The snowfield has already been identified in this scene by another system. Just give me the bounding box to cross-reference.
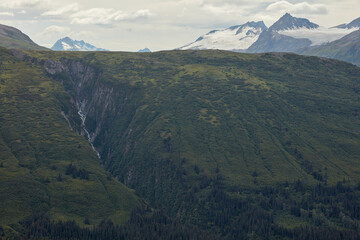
[278,27,359,46]
[180,25,264,51]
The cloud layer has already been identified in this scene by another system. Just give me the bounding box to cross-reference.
[70,8,152,25]
[0,0,358,51]
[266,1,327,15]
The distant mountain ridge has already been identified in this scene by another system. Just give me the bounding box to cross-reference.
[138,48,151,52]
[179,13,360,65]
[0,23,48,51]
[51,37,108,51]
[333,17,360,29]
[179,21,267,51]
[300,29,360,66]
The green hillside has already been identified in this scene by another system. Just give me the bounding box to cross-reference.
[0,48,139,236]
[0,24,48,51]
[21,49,360,238]
[1,48,360,239]
[33,50,360,186]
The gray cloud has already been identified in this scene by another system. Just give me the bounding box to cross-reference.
[0,0,42,8]
[70,8,152,25]
[0,0,358,51]
[42,3,79,16]
[0,12,14,16]
[266,1,328,15]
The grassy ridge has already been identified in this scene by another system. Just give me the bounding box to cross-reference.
[0,48,139,235]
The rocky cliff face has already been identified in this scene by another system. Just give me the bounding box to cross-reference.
[43,58,119,161]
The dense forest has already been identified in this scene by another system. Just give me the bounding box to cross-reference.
[1,180,358,239]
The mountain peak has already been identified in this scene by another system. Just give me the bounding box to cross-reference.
[61,36,72,41]
[51,37,108,51]
[138,48,151,52]
[270,14,319,31]
[283,13,293,18]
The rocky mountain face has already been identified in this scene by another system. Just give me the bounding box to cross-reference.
[179,21,267,51]
[0,23,48,50]
[248,14,321,53]
[269,13,319,31]
[51,37,108,51]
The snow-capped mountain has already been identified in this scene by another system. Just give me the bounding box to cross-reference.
[275,14,358,47]
[269,13,319,31]
[179,21,267,51]
[179,14,359,55]
[51,37,108,51]
[248,13,359,53]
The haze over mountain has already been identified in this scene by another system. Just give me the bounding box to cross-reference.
[51,37,108,51]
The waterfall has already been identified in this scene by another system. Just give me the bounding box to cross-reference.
[77,103,101,159]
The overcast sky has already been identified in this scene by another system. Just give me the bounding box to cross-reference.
[0,0,359,51]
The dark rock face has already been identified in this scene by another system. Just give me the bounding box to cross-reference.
[269,13,319,31]
[247,30,311,53]
[247,14,317,53]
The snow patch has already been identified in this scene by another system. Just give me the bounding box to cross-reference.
[278,27,359,46]
[181,26,264,51]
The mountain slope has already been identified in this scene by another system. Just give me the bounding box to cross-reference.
[0,47,139,235]
[51,37,108,51]
[300,30,360,66]
[333,17,360,29]
[179,21,267,51]
[28,49,360,238]
[248,13,320,53]
[3,49,360,238]
[0,24,48,51]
